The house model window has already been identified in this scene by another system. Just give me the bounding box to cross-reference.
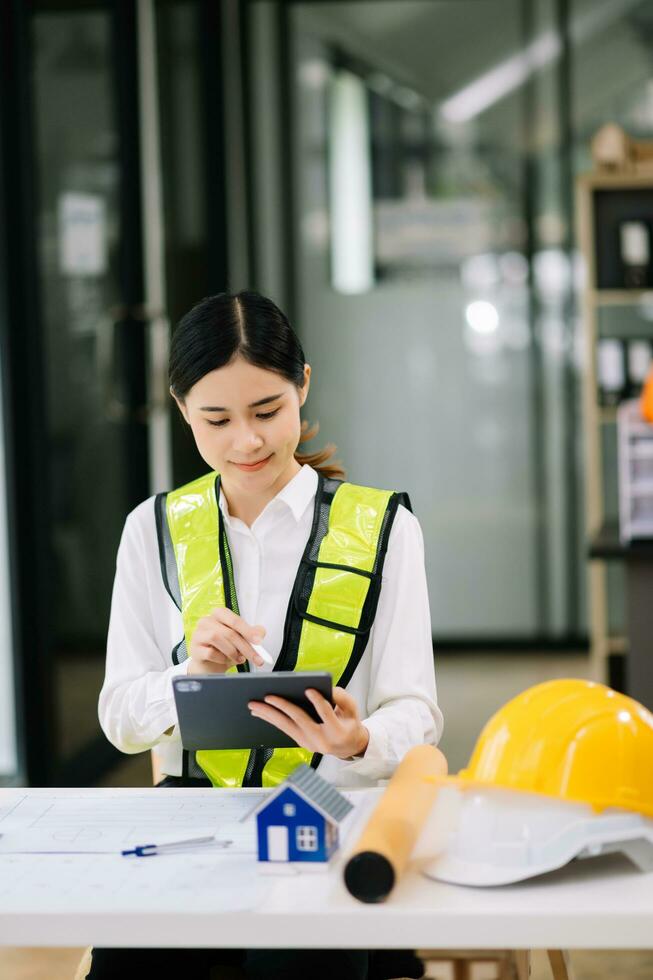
[283,803,296,817]
[296,826,318,852]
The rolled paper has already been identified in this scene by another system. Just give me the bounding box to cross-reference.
[344,744,447,903]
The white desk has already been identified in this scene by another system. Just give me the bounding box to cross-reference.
[0,788,651,950]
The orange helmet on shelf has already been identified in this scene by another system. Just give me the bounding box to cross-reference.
[640,369,653,423]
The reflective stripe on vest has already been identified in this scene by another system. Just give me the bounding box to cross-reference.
[163,471,404,788]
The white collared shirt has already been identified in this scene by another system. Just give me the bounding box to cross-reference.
[99,465,443,786]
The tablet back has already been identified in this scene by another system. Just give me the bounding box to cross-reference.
[172,671,333,750]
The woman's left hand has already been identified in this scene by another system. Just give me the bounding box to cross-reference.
[248,686,369,760]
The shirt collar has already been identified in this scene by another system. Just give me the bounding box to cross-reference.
[219,464,318,526]
[275,464,318,522]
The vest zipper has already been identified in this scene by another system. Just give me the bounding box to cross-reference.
[273,573,301,673]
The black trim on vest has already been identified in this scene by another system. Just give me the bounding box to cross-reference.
[244,747,273,787]
[218,507,236,615]
[294,609,370,636]
[216,478,234,613]
[171,638,185,666]
[215,475,249,678]
[156,492,195,784]
[155,492,181,610]
[275,474,340,675]
[300,557,374,577]
[336,491,401,691]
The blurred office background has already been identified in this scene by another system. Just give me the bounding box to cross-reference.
[0,0,651,787]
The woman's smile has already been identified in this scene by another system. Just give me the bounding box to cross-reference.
[231,453,274,472]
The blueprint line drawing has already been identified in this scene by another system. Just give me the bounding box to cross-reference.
[0,790,271,913]
[0,851,268,913]
[0,790,268,853]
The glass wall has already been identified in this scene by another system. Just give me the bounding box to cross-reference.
[250,0,582,641]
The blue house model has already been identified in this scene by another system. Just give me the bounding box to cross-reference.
[249,764,353,863]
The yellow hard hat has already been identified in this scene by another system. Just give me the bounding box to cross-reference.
[450,679,653,817]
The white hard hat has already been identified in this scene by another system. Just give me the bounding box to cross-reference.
[420,785,653,887]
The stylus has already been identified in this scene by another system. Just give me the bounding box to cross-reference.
[252,643,274,666]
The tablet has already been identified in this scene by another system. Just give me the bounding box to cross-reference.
[172,671,334,750]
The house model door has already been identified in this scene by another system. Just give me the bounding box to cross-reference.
[267,826,289,861]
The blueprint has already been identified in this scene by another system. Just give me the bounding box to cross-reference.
[0,850,268,913]
[0,789,270,914]
[0,789,266,853]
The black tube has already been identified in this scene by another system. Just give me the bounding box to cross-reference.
[344,850,396,904]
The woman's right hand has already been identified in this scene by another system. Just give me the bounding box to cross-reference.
[187,609,266,675]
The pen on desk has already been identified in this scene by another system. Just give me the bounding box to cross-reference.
[121,835,231,858]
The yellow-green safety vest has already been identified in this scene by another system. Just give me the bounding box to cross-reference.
[155,470,409,788]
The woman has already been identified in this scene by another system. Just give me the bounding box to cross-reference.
[96,290,443,980]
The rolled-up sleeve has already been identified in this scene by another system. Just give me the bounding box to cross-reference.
[98,504,188,755]
[345,505,443,782]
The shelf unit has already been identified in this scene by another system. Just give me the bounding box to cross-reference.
[576,170,653,685]
[592,289,653,307]
[617,399,653,538]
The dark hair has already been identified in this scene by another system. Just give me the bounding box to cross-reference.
[169,290,345,479]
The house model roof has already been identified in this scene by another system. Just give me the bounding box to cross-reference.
[245,764,354,825]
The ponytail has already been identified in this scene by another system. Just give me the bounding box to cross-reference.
[295,420,345,481]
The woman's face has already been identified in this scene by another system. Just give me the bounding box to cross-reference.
[175,356,311,497]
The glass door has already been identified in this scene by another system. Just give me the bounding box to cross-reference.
[15,0,159,784]
[2,0,231,785]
